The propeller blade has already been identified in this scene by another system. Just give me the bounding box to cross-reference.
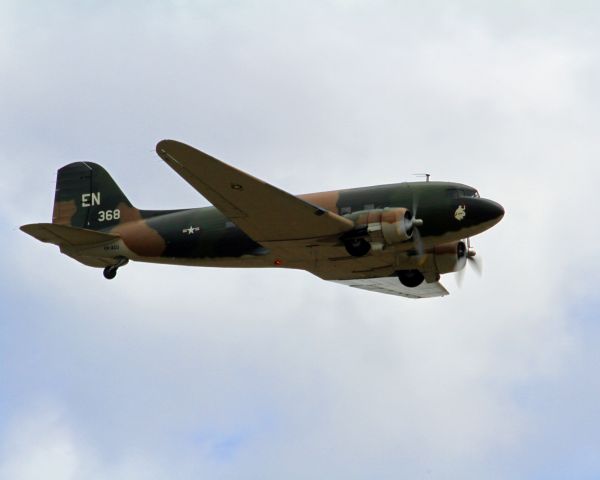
[456,264,466,287]
[468,255,482,276]
[410,194,425,258]
[411,193,420,221]
[412,225,424,257]
[457,238,481,287]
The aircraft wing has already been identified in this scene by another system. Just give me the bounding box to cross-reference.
[156,140,354,242]
[332,277,449,299]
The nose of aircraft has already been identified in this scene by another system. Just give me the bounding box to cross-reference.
[476,198,505,225]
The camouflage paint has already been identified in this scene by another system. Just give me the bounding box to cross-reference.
[26,156,504,288]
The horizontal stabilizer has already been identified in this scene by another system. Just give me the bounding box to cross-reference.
[20,223,119,248]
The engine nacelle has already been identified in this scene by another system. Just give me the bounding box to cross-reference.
[347,208,413,248]
[380,208,413,244]
[431,240,468,274]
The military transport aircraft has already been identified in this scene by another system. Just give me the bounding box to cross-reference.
[21,140,504,298]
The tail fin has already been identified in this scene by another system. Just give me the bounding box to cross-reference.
[52,162,137,230]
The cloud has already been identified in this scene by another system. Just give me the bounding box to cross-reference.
[0,401,170,480]
[2,1,600,479]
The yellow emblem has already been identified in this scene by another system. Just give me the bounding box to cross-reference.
[454,205,466,221]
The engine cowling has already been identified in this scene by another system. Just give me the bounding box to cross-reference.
[431,240,468,274]
[380,208,413,244]
[347,208,413,247]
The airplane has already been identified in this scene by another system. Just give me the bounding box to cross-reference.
[20,140,504,299]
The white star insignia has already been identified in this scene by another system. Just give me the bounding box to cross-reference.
[182,226,200,235]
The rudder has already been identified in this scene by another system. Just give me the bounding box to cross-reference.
[52,162,136,230]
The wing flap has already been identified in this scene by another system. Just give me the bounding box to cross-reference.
[156,140,354,242]
[333,277,449,299]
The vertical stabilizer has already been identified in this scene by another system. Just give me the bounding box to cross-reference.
[52,162,135,230]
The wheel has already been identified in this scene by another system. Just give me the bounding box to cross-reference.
[344,238,371,257]
[103,266,117,280]
[397,269,424,288]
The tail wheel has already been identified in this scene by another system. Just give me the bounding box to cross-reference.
[397,269,424,288]
[344,238,371,257]
[103,257,129,280]
[103,266,117,280]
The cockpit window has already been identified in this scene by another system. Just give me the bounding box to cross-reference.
[446,188,480,198]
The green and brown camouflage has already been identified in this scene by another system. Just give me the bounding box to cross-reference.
[21,140,504,298]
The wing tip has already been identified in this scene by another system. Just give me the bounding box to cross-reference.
[20,223,42,235]
[155,139,176,155]
[156,140,201,167]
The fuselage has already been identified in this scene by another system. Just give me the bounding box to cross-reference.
[97,180,503,277]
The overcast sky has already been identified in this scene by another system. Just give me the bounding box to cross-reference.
[2,1,600,479]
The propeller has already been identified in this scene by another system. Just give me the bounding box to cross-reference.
[456,237,482,286]
[409,196,425,258]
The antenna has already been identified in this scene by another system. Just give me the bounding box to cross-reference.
[413,173,431,182]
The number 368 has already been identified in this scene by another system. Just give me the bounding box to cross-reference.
[97,209,121,222]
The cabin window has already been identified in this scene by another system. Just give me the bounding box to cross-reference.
[446,188,479,198]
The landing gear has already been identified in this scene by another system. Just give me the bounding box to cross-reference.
[397,269,424,288]
[344,238,371,257]
[103,257,129,280]
[103,266,117,279]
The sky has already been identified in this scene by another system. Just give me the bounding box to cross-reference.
[1,1,600,478]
